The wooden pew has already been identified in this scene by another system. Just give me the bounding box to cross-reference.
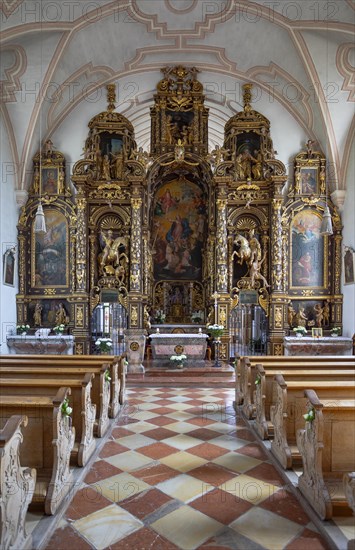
[0,360,114,436]
[254,363,355,439]
[0,354,126,413]
[0,374,96,466]
[238,356,355,417]
[235,355,355,406]
[0,387,75,515]
[271,375,355,469]
[344,472,355,549]
[0,415,36,550]
[296,390,355,520]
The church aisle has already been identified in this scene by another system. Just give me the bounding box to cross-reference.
[45,388,329,550]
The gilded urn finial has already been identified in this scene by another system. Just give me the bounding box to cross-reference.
[242,83,253,113]
[106,83,116,112]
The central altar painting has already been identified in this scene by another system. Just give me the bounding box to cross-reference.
[153,178,206,281]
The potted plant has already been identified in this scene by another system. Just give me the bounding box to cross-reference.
[170,354,187,369]
[191,310,203,323]
[16,324,30,335]
[53,323,65,335]
[207,324,224,339]
[154,310,166,324]
[330,327,341,337]
[95,336,113,354]
[293,326,307,338]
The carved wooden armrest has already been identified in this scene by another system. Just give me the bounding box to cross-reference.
[0,415,36,550]
[271,374,292,469]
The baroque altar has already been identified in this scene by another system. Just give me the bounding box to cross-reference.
[150,333,208,360]
[15,66,343,357]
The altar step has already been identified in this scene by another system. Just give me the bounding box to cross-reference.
[127,362,235,388]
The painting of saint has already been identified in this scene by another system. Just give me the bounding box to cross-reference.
[344,249,355,285]
[33,209,68,287]
[291,210,324,288]
[3,247,15,286]
[41,168,58,194]
[300,168,317,194]
[152,180,206,281]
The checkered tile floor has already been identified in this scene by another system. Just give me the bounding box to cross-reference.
[45,388,329,550]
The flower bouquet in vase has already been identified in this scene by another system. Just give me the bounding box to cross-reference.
[170,354,187,369]
[293,326,307,338]
[330,327,341,337]
[95,336,113,354]
[17,324,30,335]
[207,324,224,339]
[154,310,166,324]
[53,323,65,336]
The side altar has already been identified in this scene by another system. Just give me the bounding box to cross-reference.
[284,336,353,356]
[6,335,74,355]
[150,333,208,360]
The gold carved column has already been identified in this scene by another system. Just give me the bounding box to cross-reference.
[129,196,143,328]
[269,180,288,355]
[215,187,230,361]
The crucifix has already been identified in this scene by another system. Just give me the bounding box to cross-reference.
[211,291,220,323]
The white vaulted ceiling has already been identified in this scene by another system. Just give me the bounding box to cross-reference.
[1,0,354,191]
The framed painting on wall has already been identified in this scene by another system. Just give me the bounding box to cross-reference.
[31,209,68,287]
[3,246,15,286]
[41,167,59,195]
[299,167,318,194]
[290,209,327,290]
[343,247,355,285]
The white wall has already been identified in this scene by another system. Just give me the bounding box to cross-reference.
[341,138,355,337]
[0,127,19,353]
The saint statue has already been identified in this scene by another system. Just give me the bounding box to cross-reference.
[55,303,67,325]
[34,302,42,326]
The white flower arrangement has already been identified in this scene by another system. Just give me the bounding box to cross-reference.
[303,408,315,422]
[331,327,341,336]
[170,354,187,363]
[53,323,65,335]
[16,324,30,334]
[207,324,224,338]
[154,309,166,323]
[61,398,72,417]
[293,326,307,335]
[191,310,204,323]
[95,337,113,353]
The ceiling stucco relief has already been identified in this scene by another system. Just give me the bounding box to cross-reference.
[336,43,355,101]
[0,44,27,102]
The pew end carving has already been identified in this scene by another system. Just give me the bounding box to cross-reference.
[0,415,36,550]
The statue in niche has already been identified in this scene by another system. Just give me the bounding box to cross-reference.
[98,230,129,276]
[234,154,245,180]
[314,304,324,328]
[110,151,124,179]
[295,306,308,327]
[251,150,263,180]
[56,303,68,325]
[34,302,42,326]
[101,154,111,180]
[288,302,296,327]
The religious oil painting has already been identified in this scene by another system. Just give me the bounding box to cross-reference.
[3,246,15,287]
[343,248,355,285]
[41,167,58,194]
[152,179,206,281]
[291,209,325,289]
[32,209,68,287]
[99,132,123,157]
[300,167,318,195]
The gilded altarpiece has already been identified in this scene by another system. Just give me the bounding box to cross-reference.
[16,145,76,337]
[17,73,343,356]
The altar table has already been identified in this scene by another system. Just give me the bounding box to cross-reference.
[6,335,74,355]
[284,336,353,356]
[150,333,208,360]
